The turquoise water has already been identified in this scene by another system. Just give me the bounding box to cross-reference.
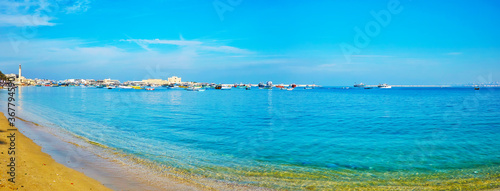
[3,87,500,189]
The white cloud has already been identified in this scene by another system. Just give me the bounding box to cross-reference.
[121,38,253,54]
[0,14,56,26]
[65,0,91,14]
[0,0,92,27]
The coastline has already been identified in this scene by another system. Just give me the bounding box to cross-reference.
[0,112,112,190]
[1,111,267,191]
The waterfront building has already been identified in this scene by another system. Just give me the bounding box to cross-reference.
[142,79,169,85]
[103,78,121,85]
[168,76,182,84]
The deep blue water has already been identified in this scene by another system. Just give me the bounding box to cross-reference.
[2,86,500,183]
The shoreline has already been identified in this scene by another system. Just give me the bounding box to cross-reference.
[3,113,206,190]
[2,112,266,191]
[0,112,112,190]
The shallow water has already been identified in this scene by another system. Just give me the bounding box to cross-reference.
[2,86,500,189]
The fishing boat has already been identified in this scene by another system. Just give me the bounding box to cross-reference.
[304,85,313,90]
[52,84,59,87]
[258,82,265,88]
[364,87,373,89]
[187,87,204,91]
[221,86,231,90]
[35,84,42,87]
[178,85,188,88]
[286,87,294,91]
[474,85,480,90]
[146,87,155,90]
[96,85,105,88]
[354,83,365,88]
[132,86,144,90]
[246,86,251,90]
[107,86,116,89]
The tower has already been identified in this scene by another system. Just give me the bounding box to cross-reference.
[19,64,22,78]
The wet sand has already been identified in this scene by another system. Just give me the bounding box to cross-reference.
[0,112,112,190]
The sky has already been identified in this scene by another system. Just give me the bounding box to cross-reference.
[0,0,499,85]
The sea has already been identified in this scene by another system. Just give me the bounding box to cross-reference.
[2,86,500,189]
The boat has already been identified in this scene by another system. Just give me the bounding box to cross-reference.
[378,84,391,89]
[52,84,59,87]
[258,82,265,88]
[132,86,144,90]
[354,83,365,88]
[178,85,188,88]
[474,85,480,90]
[96,85,105,88]
[286,87,294,91]
[35,84,42,87]
[364,87,373,89]
[276,85,285,89]
[187,87,204,91]
[118,85,133,89]
[146,88,155,90]
[246,86,251,90]
[304,85,313,90]
[107,86,116,89]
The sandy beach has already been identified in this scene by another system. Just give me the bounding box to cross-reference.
[0,112,112,190]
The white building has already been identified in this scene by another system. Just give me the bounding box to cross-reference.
[168,76,181,84]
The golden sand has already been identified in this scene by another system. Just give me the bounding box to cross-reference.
[0,112,112,190]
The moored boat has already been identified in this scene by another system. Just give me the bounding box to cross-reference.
[378,84,391,89]
[146,87,155,90]
[119,85,133,89]
[132,86,144,90]
[354,83,365,88]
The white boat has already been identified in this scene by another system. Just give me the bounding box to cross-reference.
[354,83,365,88]
[286,87,294,91]
[221,86,231,90]
[378,84,391,89]
[119,85,133,89]
[107,86,116,89]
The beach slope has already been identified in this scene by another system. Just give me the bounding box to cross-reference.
[0,112,111,190]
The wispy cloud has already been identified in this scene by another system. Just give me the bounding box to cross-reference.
[65,0,91,14]
[0,0,93,27]
[121,38,253,54]
[0,14,56,26]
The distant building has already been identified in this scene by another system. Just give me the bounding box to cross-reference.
[142,79,168,85]
[168,76,181,84]
[103,78,120,85]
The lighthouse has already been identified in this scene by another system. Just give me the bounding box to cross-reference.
[19,64,22,78]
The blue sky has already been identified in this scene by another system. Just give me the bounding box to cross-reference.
[1,0,499,85]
